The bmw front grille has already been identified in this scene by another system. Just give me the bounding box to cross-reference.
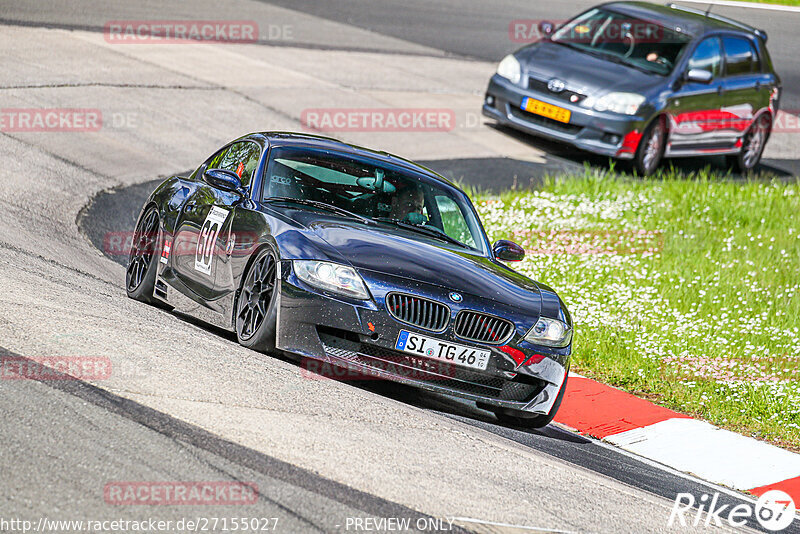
[386,293,449,332]
[454,310,514,344]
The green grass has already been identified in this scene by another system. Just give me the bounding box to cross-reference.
[471,167,800,449]
[739,0,800,5]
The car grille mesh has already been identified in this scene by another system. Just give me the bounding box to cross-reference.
[386,293,449,331]
[454,311,514,344]
[358,343,506,390]
[321,342,543,402]
[316,329,546,404]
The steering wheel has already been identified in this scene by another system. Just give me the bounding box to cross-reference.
[402,212,427,225]
[653,55,672,68]
[623,31,635,58]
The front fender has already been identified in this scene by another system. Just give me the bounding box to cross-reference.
[146,175,193,236]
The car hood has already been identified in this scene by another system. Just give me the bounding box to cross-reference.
[274,208,542,312]
[519,40,663,96]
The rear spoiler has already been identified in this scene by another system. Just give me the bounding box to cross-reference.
[666,3,768,42]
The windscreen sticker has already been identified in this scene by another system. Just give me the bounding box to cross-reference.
[236,162,244,178]
[194,206,229,275]
[271,175,292,185]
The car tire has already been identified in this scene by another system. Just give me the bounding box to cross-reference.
[727,113,771,175]
[493,373,569,429]
[235,246,279,352]
[126,206,161,303]
[632,116,666,177]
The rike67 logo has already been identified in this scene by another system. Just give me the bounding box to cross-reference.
[755,491,797,532]
[669,490,796,531]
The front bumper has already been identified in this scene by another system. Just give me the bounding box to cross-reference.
[483,74,649,159]
[275,261,570,415]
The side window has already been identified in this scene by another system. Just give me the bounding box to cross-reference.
[206,148,227,171]
[687,37,722,78]
[434,195,476,247]
[212,142,261,189]
[722,36,757,76]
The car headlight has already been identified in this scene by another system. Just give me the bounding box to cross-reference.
[524,317,572,347]
[294,260,370,300]
[497,54,522,85]
[584,92,645,115]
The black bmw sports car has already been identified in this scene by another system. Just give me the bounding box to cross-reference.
[127,132,572,427]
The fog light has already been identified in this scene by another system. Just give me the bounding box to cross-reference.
[485,94,495,107]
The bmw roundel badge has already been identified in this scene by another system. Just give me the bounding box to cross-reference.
[449,292,463,303]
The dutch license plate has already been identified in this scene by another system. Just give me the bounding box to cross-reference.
[521,97,571,123]
[395,330,490,371]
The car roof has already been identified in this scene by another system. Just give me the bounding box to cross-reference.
[600,2,759,38]
[248,131,462,191]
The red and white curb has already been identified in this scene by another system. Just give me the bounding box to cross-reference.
[553,373,800,503]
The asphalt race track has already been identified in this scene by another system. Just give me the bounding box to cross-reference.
[1,0,798,178]
[1,0,799,532]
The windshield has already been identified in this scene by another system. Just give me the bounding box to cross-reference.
[551,8,692,75]
[262,147,487,253]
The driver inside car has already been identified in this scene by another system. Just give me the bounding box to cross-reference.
[646,51,662,63]
[390,184,426,224]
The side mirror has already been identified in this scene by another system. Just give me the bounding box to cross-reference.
[538,21,555,37]
[685,68,713,84]
[203,168,243,194]
[493,239,525,262]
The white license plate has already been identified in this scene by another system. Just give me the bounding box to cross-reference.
[395,330,491,371]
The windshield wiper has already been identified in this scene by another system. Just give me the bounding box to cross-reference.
[374,217,468,249]
[265,197,375,225]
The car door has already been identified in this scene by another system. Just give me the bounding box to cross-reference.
[172,141,260,302]
[720,34,771,144]
[666,36,728,152]
[209,141,265,311]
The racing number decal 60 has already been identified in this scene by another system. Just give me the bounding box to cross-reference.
[194,206,230,275]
